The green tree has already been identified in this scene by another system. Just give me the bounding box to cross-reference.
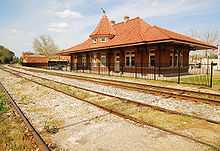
[0,45,15,64]
[33,35,59,56]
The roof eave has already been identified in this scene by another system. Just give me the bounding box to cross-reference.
[58,39,217,55]
[171,39,217,50]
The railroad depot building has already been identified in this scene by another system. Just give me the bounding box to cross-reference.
[21,52,49,68]
[59,14,216,76]
[21,52,70,69]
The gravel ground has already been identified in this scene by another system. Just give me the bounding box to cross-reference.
[0,69,214,151]
[9,66,220,123]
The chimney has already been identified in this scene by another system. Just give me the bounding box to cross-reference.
[124,16,130,22]
[111,20,116,25]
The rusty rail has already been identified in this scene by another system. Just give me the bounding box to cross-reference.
[0,81,50,151]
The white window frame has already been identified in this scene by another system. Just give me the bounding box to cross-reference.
[100,37,107,43]
[92,38,97,44]
[125,51,135,67]
[170,53,174,67]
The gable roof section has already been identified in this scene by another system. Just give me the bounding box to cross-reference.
[60,16,216,54]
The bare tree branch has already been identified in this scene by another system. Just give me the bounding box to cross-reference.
[33,35,59,56]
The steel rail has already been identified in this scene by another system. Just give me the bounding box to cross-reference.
[1,67,219,150]
[0,81,50,151]
[3,66,220,124]
[9,65,220,105]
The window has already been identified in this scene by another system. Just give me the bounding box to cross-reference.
[174,54,178,67]
[149,49,155,66]
[170,55,173,66]
[92,38,97,44]
[100,37,107,42]
[170,52,173,67]
[74,56,77,68]
[173,51,183,67]
[74,56,77,63]
[125,51,135,67]
[115,53,120,63]
[131,56,135,66]
[150,56,155,66]
[82,55,86,66]
[100,55,106,66]
[93,54,97,67]
[180,51,183,67]
[126,56,130,66]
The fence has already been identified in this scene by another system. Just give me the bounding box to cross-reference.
[48,62,215,87]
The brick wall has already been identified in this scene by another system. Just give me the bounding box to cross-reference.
[70,44,190,74]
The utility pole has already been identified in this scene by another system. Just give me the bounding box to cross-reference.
[218,44,220,70]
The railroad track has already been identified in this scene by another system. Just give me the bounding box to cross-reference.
[3,66,219,124]
[1,66,220,150]
[9,65,220,105]
[0,81,50,151]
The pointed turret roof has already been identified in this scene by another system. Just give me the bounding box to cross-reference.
[89,15,115,38]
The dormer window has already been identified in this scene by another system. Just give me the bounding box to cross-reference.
[92,38,97,44]
[100,37,107,43]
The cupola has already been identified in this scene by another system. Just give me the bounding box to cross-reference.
[90,10,115,43]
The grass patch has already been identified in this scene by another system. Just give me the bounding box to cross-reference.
[20,95,30,104]
[0,88,35,150]
[0,91,8,113]
[44,119,64,134]
[212,71,220,91]
[0,115,36,150]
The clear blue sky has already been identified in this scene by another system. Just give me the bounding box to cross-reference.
[0,0,220,57]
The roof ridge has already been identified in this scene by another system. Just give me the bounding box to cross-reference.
[112,17,140,26]
[138,19,147,41]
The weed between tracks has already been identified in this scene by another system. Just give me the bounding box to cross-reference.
[0,86,36,150]
[0,91,7,113]
[44,119,64,134]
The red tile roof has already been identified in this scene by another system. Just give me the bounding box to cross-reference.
[60,16,216,54]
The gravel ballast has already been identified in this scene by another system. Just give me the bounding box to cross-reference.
[0,69,215,151]
[9,66,220,123]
